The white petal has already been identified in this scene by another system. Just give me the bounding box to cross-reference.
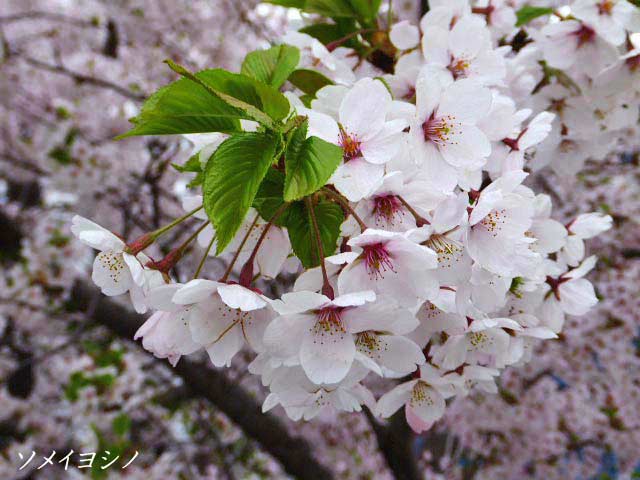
[217,284,267,311]
[374,380,416,417]
[300,324,355,384]
[439,79,492,124]
[271,291,329,315]
[71,215,125,251]
[559,278,598,316]
[330,159,385,202]
[390,20,420,50]
[339,78,391,139]
[92,251,133,296]
[172,279,221,304]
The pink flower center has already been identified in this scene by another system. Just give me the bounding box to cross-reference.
[315,306,346,333]
[422,113,458,147]
[339,126,362,162]
[363,242,396,279]
[574,24,596,48]
[448,57,470,79]
[373,195,405,226]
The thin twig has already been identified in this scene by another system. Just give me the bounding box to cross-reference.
[18,55,146,100]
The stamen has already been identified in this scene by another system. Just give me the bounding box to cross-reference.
[315,306,346,333]
[356,331,386,358]
[339,125,363,162]
[362,242,396,279]
[410,381,435,407]
[98,251,126,283]
[477,209,507,238]
[448,57,470,79]
[425,234,464,269]
[422,113,459,147]
[372,195,404,227]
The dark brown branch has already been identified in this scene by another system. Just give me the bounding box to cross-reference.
[364,407,421,480]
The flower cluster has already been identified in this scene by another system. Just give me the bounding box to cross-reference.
[70,0,634,433]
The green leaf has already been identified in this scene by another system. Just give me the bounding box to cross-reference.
[264,0,306,6]
[204,133,279,253]
[299,19,359,47]
[285,199,343,267]
[165,61,290,126]
[172,153,201,173]
[119,62,292,138]
[253,169,290,226]
[242,44,300,89]
[172,153,204,188]
[117,74,242,138]
[306,0,358,17]
[288,69,334,96]
[299,23,346,45]
[283,120,342,201]
[349,0,382,21]
[515,6,553,26]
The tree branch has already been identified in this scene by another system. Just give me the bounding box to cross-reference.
[18,56,146,101]
[364,408,421,480]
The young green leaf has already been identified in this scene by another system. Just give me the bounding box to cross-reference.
[173,153,205,188]
[349,0,383,22]
[515,6,554,26]
[253,169,290,226]
[299,19,360,48]
[165,61,290,127]
[242,44,300,89]
[299,23,346,45]
[172,153,201,173]
[204,133,279,253]
[283,120,342,201]
[117,76,242,138]
[306,0,358,17]
[288,69,334,96]
[285,199,344,268]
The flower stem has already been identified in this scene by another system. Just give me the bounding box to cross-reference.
[152,205,203,240]
[147,221,209,274]
[238,203,290,287]
[321,187,367,231]
[220,213,260,282]
[194,233,216,279]
[326,29,376,51]
[307,196,334,300]
[126,205,204,254]
[397,195,430,226]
